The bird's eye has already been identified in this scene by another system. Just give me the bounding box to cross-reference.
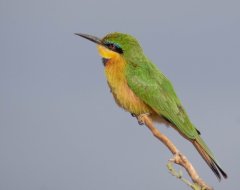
[104,42,123,54]
[108,44,115,50]
[105,43,116,51]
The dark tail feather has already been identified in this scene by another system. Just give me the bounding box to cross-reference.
[193,137,227,180]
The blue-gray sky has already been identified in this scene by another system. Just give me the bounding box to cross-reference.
[0,0,239,189]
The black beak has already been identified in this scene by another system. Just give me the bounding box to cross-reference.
[75,33,102,45]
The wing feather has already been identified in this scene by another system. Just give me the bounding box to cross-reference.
[126,59,198,139]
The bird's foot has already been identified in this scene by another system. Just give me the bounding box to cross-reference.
[131,113,150,125]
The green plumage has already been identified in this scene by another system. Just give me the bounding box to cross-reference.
[76,32,227,180]
[105,33,199,139]
[126,56,198,139]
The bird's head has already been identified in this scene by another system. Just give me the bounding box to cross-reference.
[75,32,143,64]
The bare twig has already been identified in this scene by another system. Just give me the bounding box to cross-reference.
[141,115,213,190]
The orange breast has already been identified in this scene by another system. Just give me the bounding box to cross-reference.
[103,52,152,115]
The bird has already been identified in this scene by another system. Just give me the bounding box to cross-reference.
[75,32,227,180]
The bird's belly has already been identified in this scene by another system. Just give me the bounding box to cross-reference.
[109,81,152,115]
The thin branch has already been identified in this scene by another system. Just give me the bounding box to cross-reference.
[141,115,213,190]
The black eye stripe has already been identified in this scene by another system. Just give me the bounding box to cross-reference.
[104,42,123,54]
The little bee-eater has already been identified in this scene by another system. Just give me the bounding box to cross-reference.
[75,32,227,180]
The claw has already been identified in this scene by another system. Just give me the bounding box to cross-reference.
[137,119,145,125]
[135,113,150,126]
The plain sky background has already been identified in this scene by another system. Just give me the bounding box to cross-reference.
[1,0,239,189]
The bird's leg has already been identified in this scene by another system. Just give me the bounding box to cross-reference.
[131,113,150,125]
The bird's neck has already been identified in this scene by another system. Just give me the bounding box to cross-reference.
[97,44,127,87]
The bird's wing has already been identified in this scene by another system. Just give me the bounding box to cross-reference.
[126,60,198,139]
